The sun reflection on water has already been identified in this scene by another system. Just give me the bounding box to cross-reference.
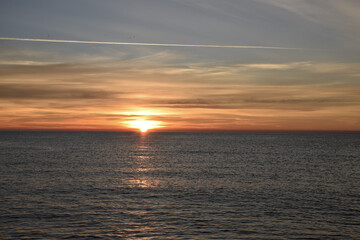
[127,178,161,188]
[123,133,161,189]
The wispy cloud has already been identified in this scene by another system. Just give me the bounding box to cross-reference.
[255,0,360,31]
[0,83,119,100]
[0,37,298,50]
[0,47,358,131]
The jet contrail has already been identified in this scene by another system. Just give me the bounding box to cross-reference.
[0,37,297,50]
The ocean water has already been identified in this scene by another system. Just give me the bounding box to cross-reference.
[0,131,359,239]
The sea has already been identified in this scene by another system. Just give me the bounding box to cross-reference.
[0,131,359,239]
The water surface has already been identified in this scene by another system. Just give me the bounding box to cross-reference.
[0,131,359,239]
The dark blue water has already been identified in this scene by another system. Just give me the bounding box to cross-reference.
[0,131,359,239]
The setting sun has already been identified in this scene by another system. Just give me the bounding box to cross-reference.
[127,120,160,133]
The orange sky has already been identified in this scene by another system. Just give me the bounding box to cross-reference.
[1,57,359,132]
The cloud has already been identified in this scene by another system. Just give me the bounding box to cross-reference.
[151,97,358,111]
[255,0,360,33]
[0,37,297,50]
[0,84,119,100]
[0,46,359,131]
[239,62,360,74]
[156,81,360,109]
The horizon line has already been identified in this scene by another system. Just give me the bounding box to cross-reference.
[0,37,299,50]
[1,129,358,133]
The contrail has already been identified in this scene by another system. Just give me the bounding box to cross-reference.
[0,37,297,50]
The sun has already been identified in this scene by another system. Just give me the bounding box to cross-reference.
[127,120,159,133]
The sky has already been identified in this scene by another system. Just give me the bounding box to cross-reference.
[0,0,359,132]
